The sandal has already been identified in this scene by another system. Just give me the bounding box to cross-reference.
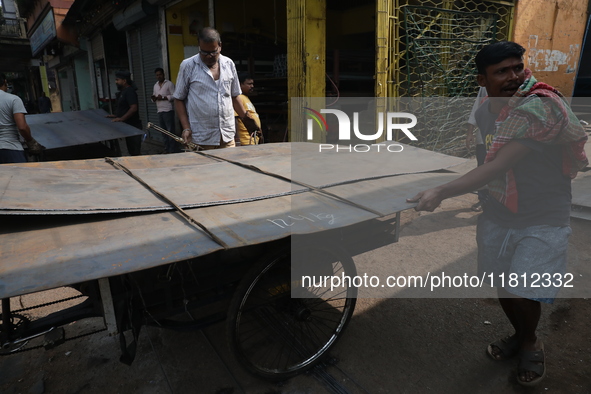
[517,343,546,387]
[486,335,520,361]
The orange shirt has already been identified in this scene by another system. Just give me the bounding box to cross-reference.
[234,94,261,145]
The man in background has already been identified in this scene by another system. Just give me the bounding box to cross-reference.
[108,70,142,156]
[0,73,44,163]
[38,91,52,113]
[235,72,261,146]
[151,68,179,153]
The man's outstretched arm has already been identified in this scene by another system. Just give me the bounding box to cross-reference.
[407,141,531,211]
[175,99,193,144]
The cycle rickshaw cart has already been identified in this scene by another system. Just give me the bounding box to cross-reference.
[0,142,464,380]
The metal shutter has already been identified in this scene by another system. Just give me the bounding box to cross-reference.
[128,18,162,141]
[128,29,145,127]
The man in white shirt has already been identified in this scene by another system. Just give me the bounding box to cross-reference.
[151,68,179,153]
[174,27,253,150]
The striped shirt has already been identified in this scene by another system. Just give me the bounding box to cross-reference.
[173,54,241,145]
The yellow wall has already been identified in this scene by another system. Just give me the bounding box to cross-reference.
[166,0,209,85]
[39,65,50,96]
[513,0,588,95]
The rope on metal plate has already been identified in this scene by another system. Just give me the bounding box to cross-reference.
[194,151,385,217]
[105,157,229,249]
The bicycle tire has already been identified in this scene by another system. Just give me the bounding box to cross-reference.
[226,243,357,380]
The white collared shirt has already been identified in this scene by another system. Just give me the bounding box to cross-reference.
[152,79,175,113]
[173,54,241,145]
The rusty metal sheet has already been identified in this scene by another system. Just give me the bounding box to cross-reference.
[571,134,590,212]
[571,206,591,221]
[0,160,306,213]
[207,142,467,187]
[0,193,374,299]
[0,142,468,299]
[8,151,217,170]
[0,169,458,298]
[0,143,466,214]
[572,170,591,209]
[0,211,224,298]
[323,172,461,215]
[26,109,144,150]
[0,169,459,299]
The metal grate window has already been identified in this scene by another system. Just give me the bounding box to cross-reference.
[376,0,516,155]
[389,0,515,98]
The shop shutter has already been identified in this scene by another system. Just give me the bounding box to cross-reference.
[128,18,162,141]
[140,19,162,141]
[128,29,145,128]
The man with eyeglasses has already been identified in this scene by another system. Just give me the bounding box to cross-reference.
[174,27,253,150]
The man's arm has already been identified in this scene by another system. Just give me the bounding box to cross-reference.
[165,81,175,101]
[151,83,157,102]
[407,140,531,211]
[175,99,192,144]
[234,96,260,134]
[15,112,44,154]
[232,96,247,118]
[14,113,32,141]
[173,61,192,143]
[112,104,138,122]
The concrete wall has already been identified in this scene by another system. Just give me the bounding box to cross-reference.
[513,0,589,95]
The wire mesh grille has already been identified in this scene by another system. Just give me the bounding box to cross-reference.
[386,0,515,155]
[403,6,497,97]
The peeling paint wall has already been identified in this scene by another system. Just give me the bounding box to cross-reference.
[513,0,588,95]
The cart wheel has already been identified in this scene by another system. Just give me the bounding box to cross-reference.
[226,244,357,380]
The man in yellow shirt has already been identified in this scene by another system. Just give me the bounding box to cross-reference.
[234,73,261,145]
